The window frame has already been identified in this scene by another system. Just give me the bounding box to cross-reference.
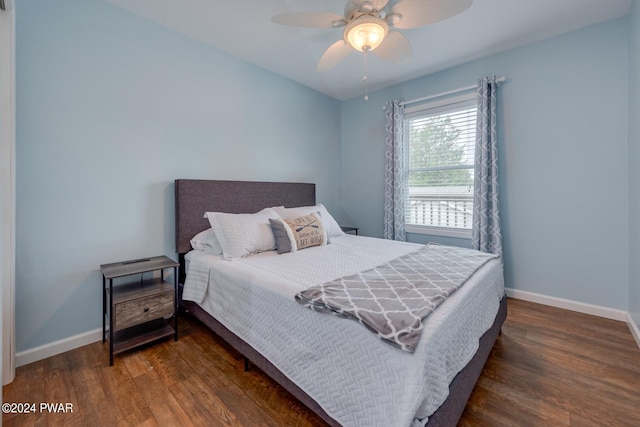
[403,92,477,239]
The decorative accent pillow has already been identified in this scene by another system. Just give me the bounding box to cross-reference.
[269,212,328,254]
[204,208,281,260]
[273,203,344,238]
[190,228,223,255]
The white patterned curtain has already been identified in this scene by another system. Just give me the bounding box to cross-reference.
[472,76,502,257]
[383,101,406,241]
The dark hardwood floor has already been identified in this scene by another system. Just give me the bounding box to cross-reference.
[4,298,640,426]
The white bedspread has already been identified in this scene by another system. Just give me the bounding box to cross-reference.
[182,235,504,427]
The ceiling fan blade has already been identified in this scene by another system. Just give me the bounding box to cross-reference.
[272,12,346,29]
[372,31,412,63]
[317,40,354,72]
[391,0,473,29]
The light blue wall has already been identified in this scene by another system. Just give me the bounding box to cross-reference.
[342,18,630,310]
[15,0,342,352]
[629,0,640,328]
[14,0,636,356]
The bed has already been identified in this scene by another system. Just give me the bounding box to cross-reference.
[175,179,507,427]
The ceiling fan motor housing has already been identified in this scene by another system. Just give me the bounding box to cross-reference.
[345,0,387,19]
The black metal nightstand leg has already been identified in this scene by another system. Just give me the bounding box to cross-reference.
[102,275,106,343]
[174,265,178,341]
[109,278,114,366]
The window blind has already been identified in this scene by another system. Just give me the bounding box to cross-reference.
[404,94,477,233]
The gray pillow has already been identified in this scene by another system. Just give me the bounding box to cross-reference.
[269,218,293,254]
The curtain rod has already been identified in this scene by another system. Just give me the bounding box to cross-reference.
[399,76,507,107]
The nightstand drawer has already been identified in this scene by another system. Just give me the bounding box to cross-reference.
[114,290,174,331]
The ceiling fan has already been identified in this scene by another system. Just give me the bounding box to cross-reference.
[272,0,473,72]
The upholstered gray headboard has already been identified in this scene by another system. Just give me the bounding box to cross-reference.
[174,179,316,255]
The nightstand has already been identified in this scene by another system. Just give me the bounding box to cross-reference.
[340,226,359,235]
[101,255,179,365]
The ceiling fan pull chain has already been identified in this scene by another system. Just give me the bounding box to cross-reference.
[363,47,369,101]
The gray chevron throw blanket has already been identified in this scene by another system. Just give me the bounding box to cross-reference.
[295,244,498,353]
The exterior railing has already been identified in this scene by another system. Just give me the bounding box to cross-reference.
[406,193,473,229]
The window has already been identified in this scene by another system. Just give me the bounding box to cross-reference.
[404,93,477,238]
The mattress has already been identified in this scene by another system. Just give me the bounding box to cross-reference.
[182,235,504,427]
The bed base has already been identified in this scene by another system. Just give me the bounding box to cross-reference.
[181,294,507,427]
[428,296,506,426]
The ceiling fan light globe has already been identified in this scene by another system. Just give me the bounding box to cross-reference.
[344,16,388,52]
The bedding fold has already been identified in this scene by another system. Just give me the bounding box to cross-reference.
[182,252,216,303]
[295,245,498,352]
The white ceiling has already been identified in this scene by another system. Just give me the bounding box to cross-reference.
[104,0,632,101]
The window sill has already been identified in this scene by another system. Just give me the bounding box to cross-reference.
[405,225,472,239]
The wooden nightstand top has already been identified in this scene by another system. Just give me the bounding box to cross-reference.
[100,255,178,279]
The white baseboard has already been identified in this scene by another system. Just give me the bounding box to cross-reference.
[627,313,640,349]
[13,291,640,367]
[504,288,628,321]
[15,328,102,368]
[505,288,640,351]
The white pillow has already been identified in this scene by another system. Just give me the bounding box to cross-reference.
[204,208,281,260]
[273,203,344,237]
[190,228,223,255]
